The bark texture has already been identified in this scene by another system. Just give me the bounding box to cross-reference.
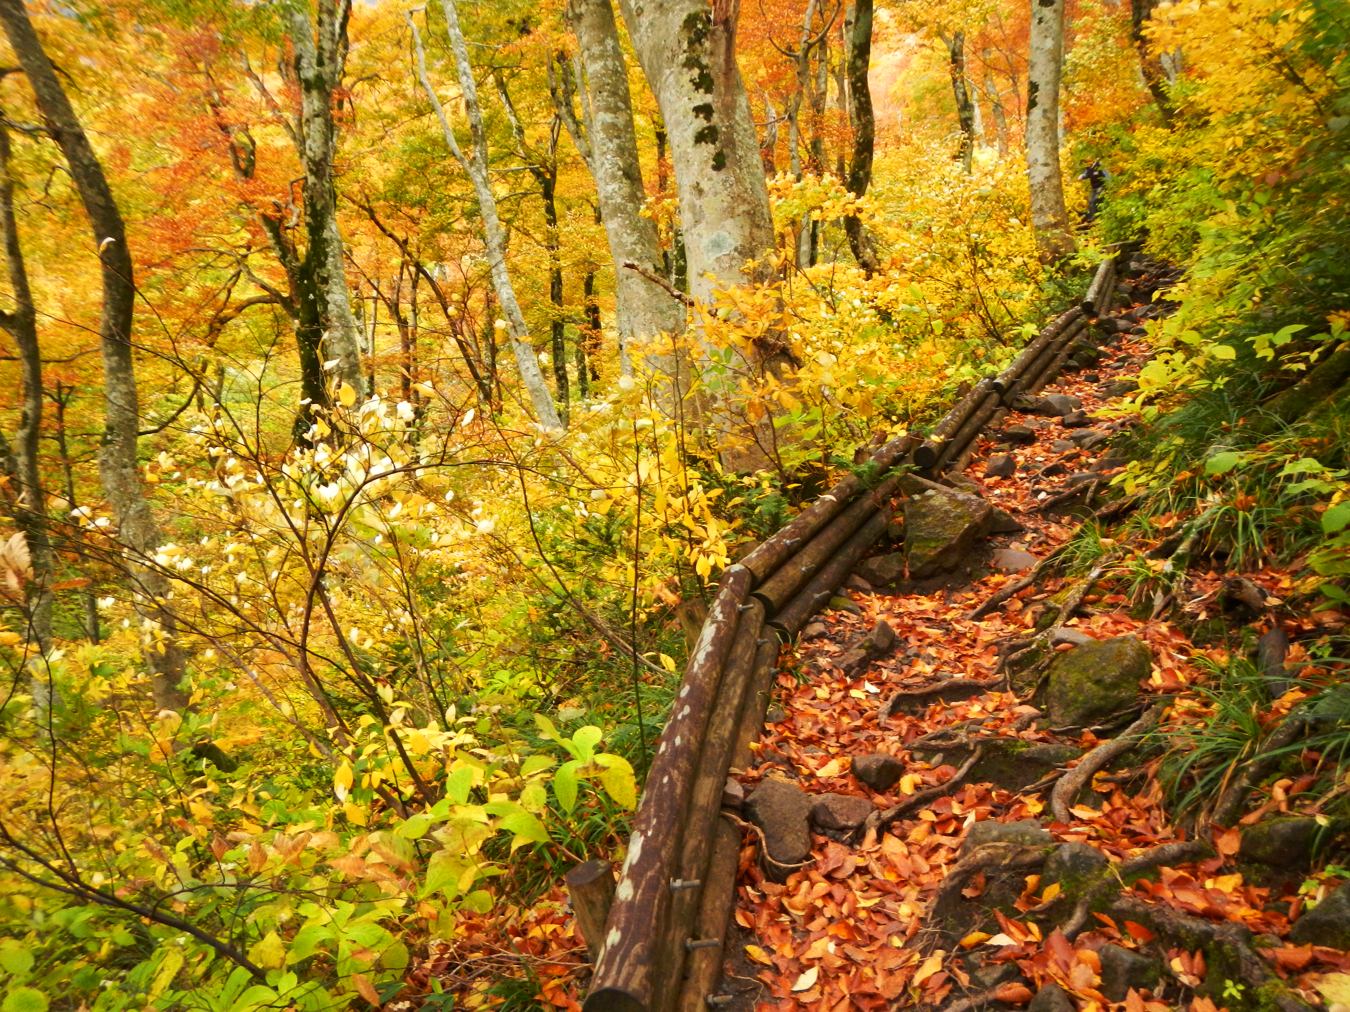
[1130,0,1174,124]
[946,31,976,173]
[616,0,776,307]
[287,0,365,399]
[564,0,684,374]
[1026,0,1074,259]
[409,3,564,430]
[0,0,188,709]
[0,117,52,650]
[843,0,879,275]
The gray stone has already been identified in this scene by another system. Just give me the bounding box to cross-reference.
[992,548,1038,573]
[827,595,862,615]
[852,753,905,792]
[988,508,1025,534]
[837,619,899,674]
[1060,409,1093,428]
[810,793,874,831]
[963,818,1052,854]
[1099,943,1160,1001]
[1043,842,1109,888]
[845,573,874,593]
[971,740,1081,791]
[969,963,1021,990]
[1050,627,1094,647]
[904,487,993,578]
[1241,817,1331,867]
[1071,428,1111,451]
[1045,635,1152,728]
[1001,424,1038,445]
[985,453,1017,478]
[801,621,828,640]
[948,473,982,495]
[856,552,906,588]
[1029,983,1075,1012]
[1019,393,1081,417]
[1102,378,1138,397]
[744,777,813,880]
[1291,884,1350,948]
[1050,439,1076,454]
[764,706,787,724]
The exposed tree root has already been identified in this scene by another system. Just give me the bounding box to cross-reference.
[1039,476,1102,512]
[1209,715,1307,828]
[1108,897,1317,1012]
[881,679,1000,719]
[967,552,1064,621]
[999,556,1116,679]
[857,746,985,841]
[1051,702,1166,822]
[1059,839,1215,939]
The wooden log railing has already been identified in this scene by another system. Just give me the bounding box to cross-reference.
[577,257,1122,1012]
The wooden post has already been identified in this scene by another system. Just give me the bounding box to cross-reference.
[566,860,618,962]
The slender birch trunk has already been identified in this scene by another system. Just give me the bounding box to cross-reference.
[287,0,364,399]
[946,30,976,173]
[1026,0,1074,259]
[0,0,188,710]
[408,4,563,430]
[843,0,879,275]
[562,0,685,377]
[0,118,53,653]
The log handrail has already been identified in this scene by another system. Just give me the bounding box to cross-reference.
[579,257,1123,1012]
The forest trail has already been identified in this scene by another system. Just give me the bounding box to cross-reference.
[715,268,1341,1010]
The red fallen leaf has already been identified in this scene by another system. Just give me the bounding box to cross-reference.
[994,983,1034,1004]
[1268,944,1314,971]
[962,870,988,899]
[1213,826,1240,856]
[1124,921,1157,944]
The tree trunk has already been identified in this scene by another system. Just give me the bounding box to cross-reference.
[564,0,684,376]
[1130,0,1174,124]
[408,4,563,430]
[982,52,1009,157]
[50,386,99,644]
[0,118,53,652]
[0,0,188,710]
[947,31,976,173]
[843,0,879,275]
[616,0,776,310]
[1026,0,1074,259]
[287,0,364,400]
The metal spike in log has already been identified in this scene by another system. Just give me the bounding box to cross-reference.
[752,475,900,611]
[585,566,753,1012]
[657,601,766,1009]
[768,510,891,638]
[738,434,914,584]
[678,641,785,1009]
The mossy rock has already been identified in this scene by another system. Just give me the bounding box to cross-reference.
[904,487,992,578]
[1045,635,1151,728]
